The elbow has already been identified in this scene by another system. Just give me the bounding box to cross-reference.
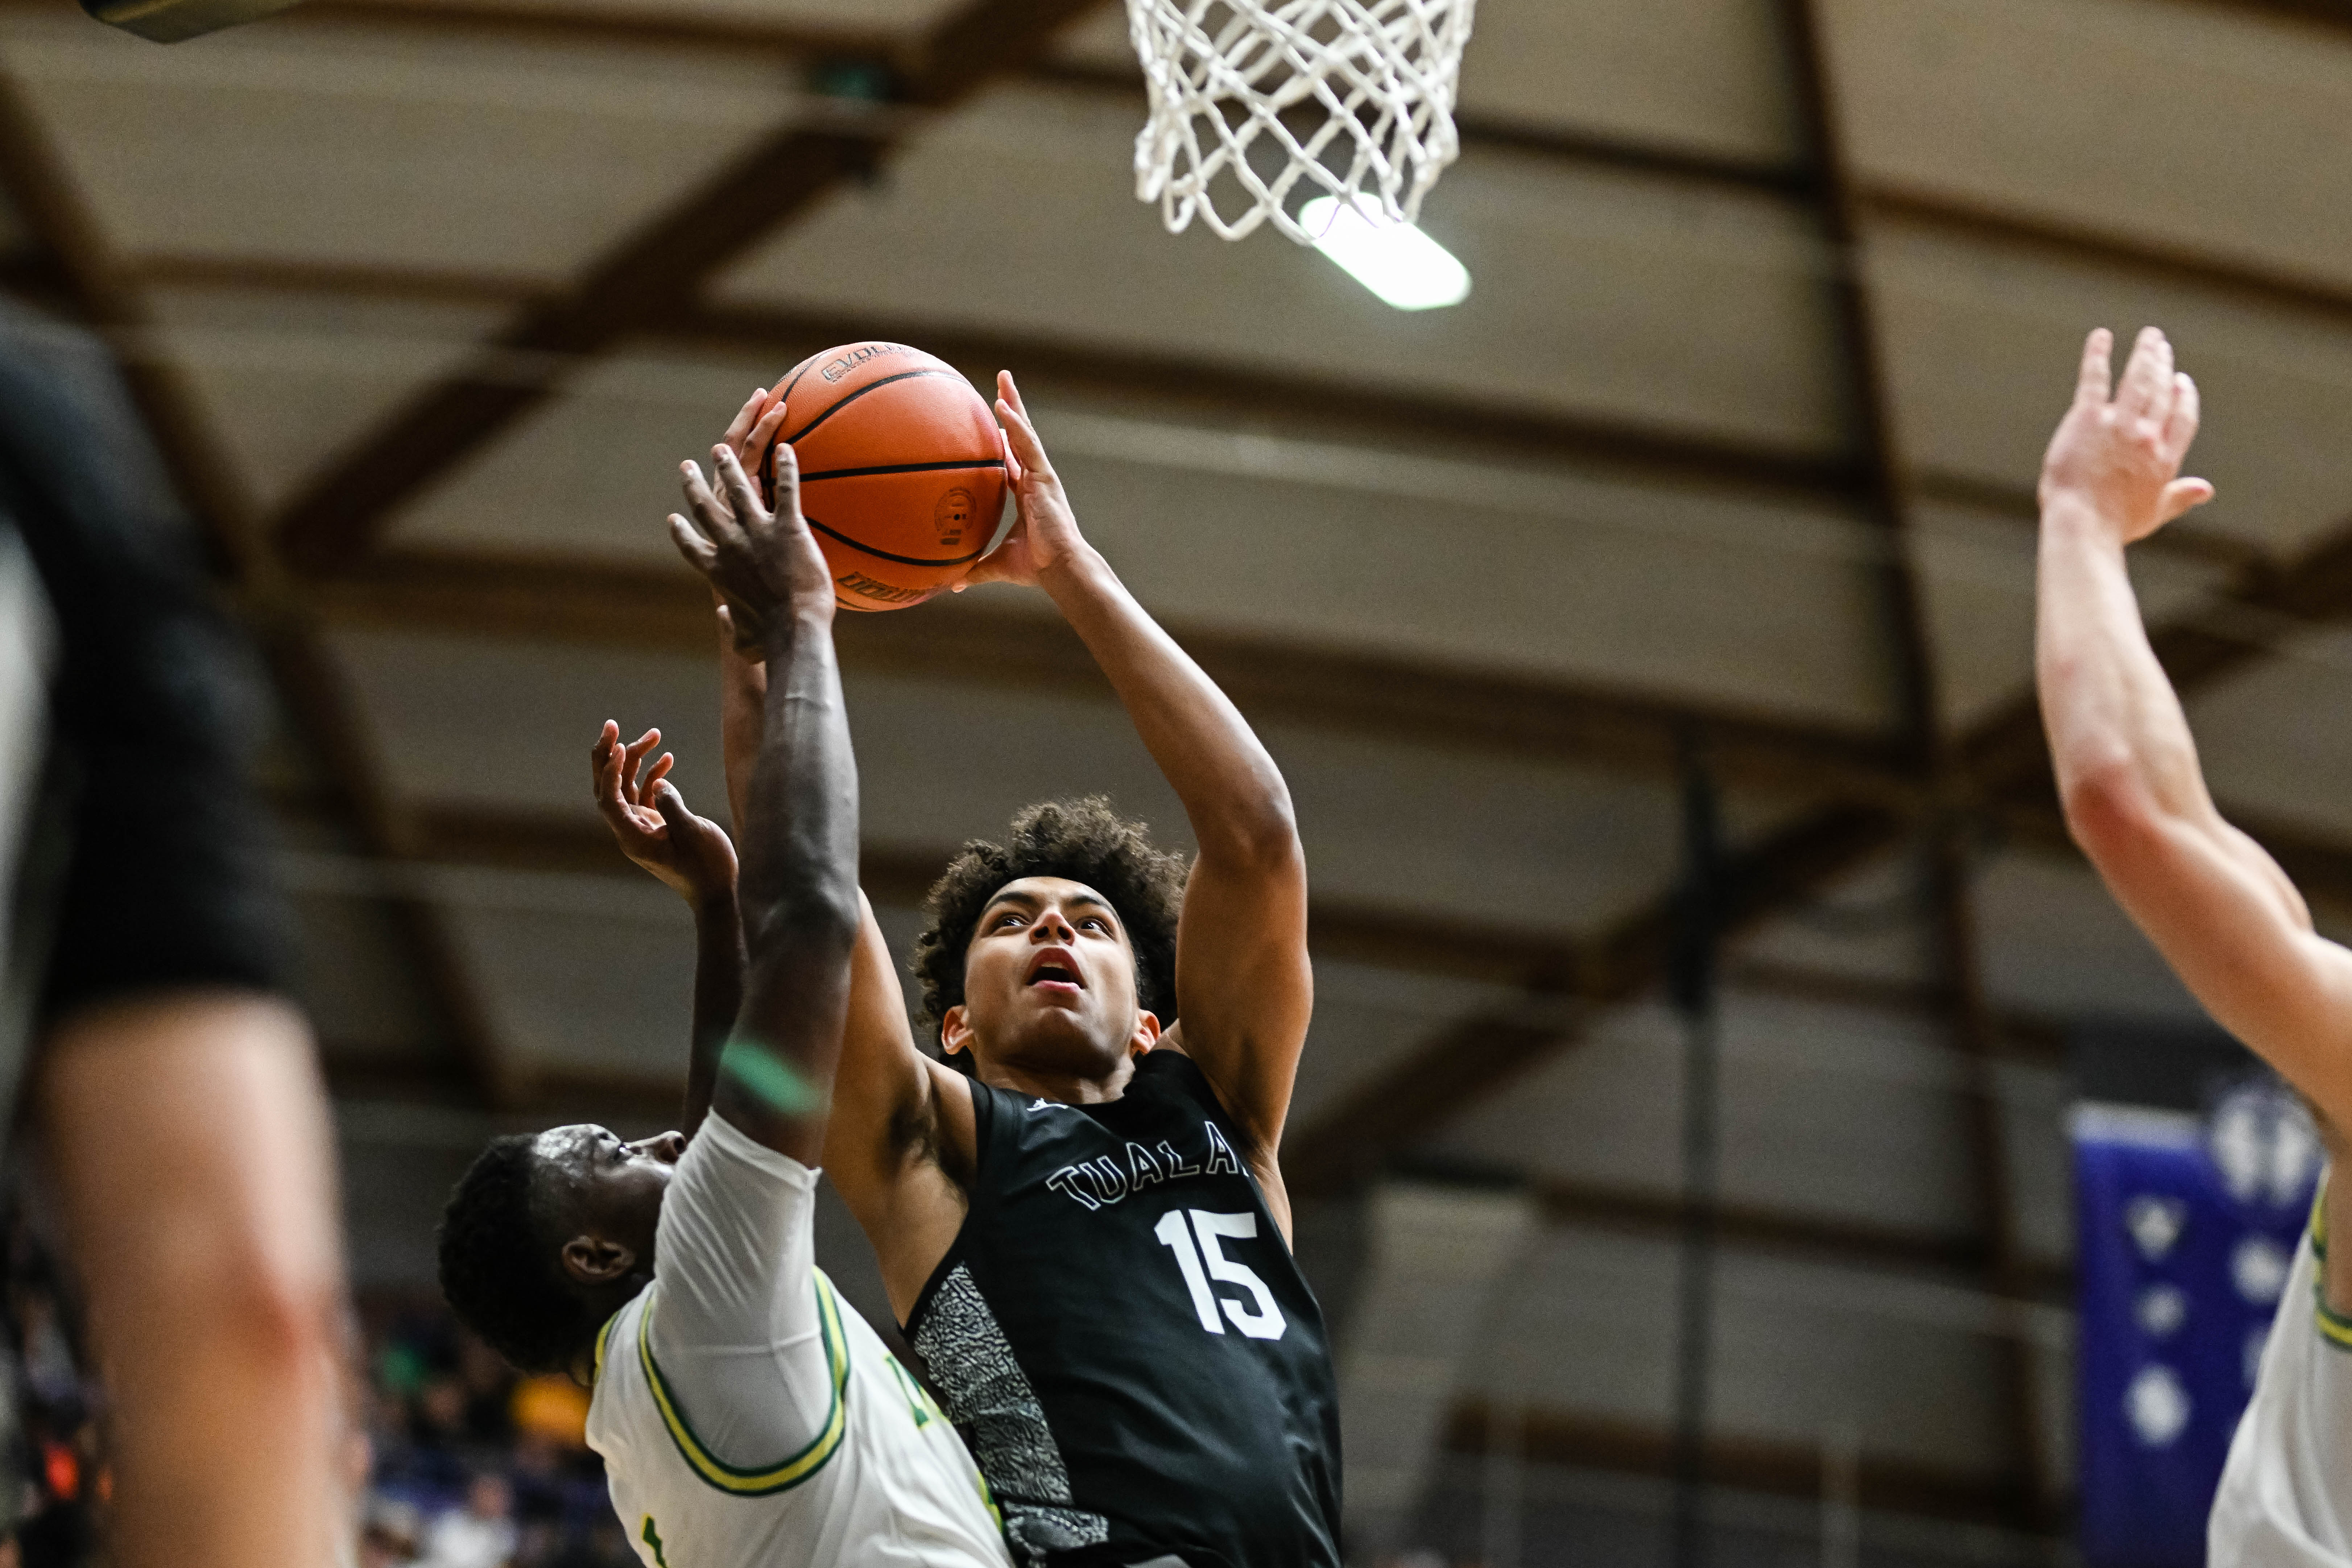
[751,882,863,961]
[1204,781,1302,872]
[2060,754,2170,866]
[135,1227,345,1388]
[230,1261,345,1382]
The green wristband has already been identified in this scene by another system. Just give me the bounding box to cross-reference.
[719,1039,827,1115]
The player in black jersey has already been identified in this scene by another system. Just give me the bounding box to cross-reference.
[684,375,1341,1568]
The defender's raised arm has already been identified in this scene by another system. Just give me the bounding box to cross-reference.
[2036,326,2352,1128]
[669,439,863,1164]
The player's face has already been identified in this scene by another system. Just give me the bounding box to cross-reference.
[954,877,1153,1080]
[534,1124,684,1279]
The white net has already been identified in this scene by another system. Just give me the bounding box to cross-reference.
[1126,0,1477,244]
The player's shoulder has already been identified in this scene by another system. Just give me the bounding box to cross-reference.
[1132,1044,1218,1106]
[616,1273,862,1498]
[583,1294,650,1444]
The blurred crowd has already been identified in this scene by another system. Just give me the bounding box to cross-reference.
[354,1295,630,1568]
[6,1216,105,1568]
[0,1190,631,1568]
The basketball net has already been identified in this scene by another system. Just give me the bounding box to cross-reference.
[1126,0,1476,244]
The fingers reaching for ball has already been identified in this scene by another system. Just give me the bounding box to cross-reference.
[732,397,791,510]
[669,445,835,638]
[720,386,769,459]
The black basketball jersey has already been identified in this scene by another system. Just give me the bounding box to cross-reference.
[905,1049,1342,1568]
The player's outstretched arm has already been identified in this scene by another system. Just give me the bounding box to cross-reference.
[702,455,974,1318]
[669,439,861,1164]
[2038,326,2352,1128]
[589,719,742,1137]
[967,372,1313,1170]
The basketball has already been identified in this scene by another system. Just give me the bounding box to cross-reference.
[755,342,1008,612]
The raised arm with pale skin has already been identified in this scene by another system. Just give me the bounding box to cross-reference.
[668,438,861,1164]
[590,720,741,1137]
[963,372,1312,1225]
[2038,326,2352,1141]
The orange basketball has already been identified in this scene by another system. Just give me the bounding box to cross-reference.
[755,343,1007,612]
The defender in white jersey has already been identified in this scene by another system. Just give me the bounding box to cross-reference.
[586,1113,1006,1567]
[438,431,1012,1568]
[2035,326,2352,1567]
[2211,1186,2352,1565]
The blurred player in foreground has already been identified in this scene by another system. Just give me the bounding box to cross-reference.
[8,0,357,1548]
[2037,325,2350,1565]
[685,375,1341,1567]
[0,313,346,1565]
[438,443,1012,1568]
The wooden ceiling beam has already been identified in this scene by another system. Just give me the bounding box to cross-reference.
[1281,800,1911,1196]
[0,0,900,57]
[122,252,2279,574]
[653,297,1862,503]
[122,252,1865,506]
[316,545,1923,804]
[1960,511,2352,795]
[2181,0,2352,44]
[1860,181,2352,331]
[266,0,1109,577]
[252,0,896,57]
[357,800,2077,1067]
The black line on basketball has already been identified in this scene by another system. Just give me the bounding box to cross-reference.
[805,514,989,568]
[786,369,953,445]
[774,357,821,409]
[757,358,827,505]
[800,458,1006,483]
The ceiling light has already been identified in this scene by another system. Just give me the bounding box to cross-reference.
[1298,194,1472,311]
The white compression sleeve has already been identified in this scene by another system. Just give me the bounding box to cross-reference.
[642,1112,838,1465]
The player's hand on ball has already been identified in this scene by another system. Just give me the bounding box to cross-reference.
[669,441,835,641]
[2039,326,2215,545]
[962,371,1089,591]
[717,386,790,512]
[591,719,739,907]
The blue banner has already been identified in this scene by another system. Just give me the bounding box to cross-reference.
[2075,1084,2322,1568]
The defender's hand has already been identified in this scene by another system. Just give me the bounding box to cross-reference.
[2039,326,2216,545]
[592,721,738,907]
[719,385,792,510]
[668,442,835,642]
[960,371,1091,591]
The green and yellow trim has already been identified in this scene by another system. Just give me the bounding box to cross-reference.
[594,1311,621,1385]
[641,1272,852,1494]
[2308,1173,2352,1352]
[2314,1292,2352,1351]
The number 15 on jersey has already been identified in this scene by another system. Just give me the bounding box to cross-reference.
[1153,1209,1287,1340]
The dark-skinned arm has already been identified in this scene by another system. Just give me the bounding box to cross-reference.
[707,389,975,1317]
[964,374,1312,1203]
[680,882,746,1138]
[669,440,860,1165]
[590,719,743,1139]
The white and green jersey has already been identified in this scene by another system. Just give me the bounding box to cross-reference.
[2211,1179,2352,1568]
[585,1114,1012,1568]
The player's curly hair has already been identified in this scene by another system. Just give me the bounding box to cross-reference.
[437,1135,593,1375]
[912,797,1188,1058]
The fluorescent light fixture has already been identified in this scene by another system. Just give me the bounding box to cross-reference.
[1298,194,1471,311]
